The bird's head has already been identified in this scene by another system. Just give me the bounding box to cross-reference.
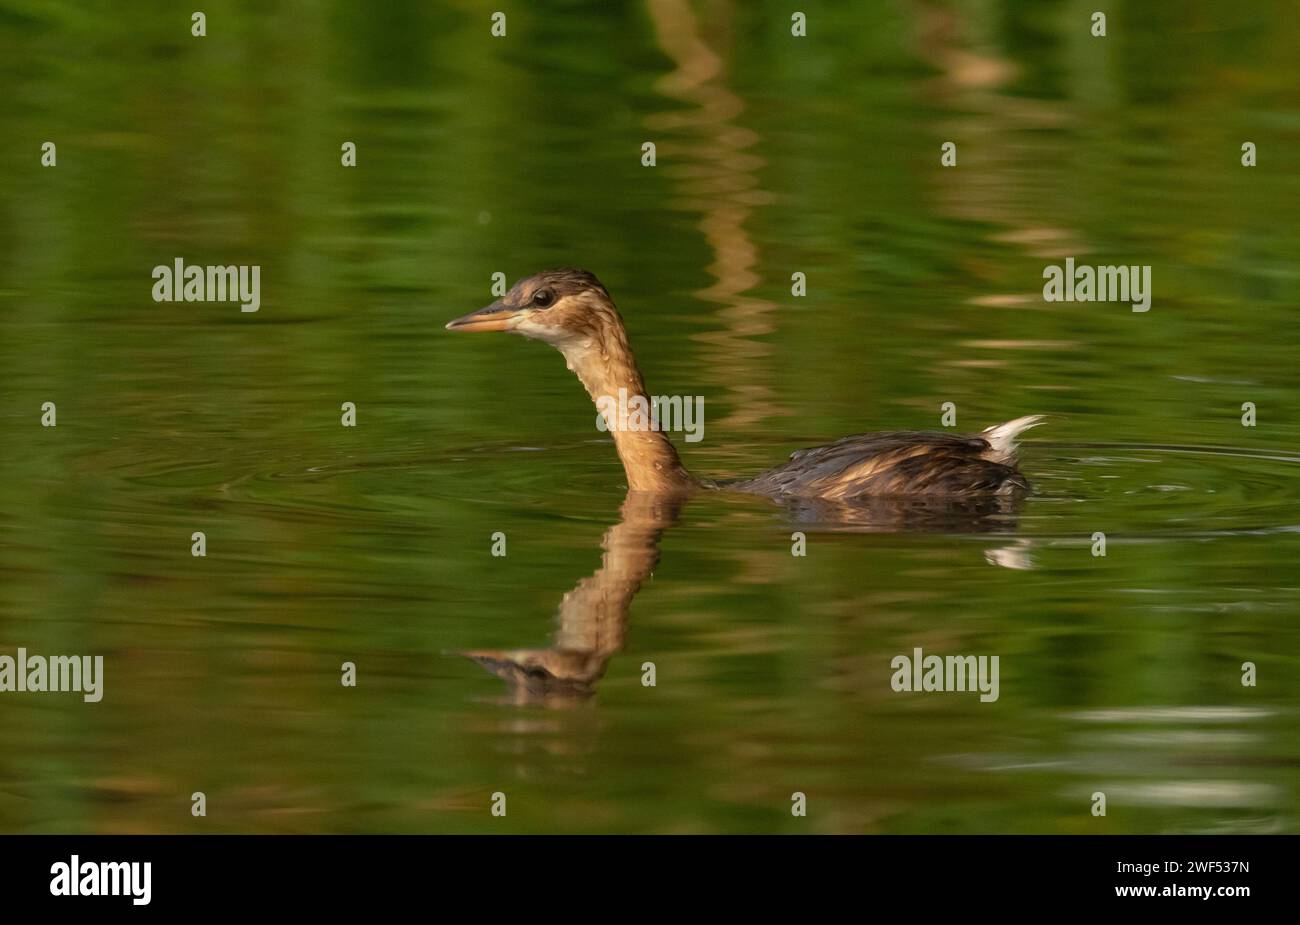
[445,268,621,349]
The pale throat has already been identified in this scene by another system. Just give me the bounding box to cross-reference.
[557,337,696,493]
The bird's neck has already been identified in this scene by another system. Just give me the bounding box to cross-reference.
[560,338,697,493]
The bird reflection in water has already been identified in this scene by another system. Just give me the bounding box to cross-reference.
[463,491,684,706]
[463,489,1032,706]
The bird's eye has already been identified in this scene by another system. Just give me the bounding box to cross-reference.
[532,289,554,308]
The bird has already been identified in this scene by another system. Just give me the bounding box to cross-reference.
[446,268,1044,502]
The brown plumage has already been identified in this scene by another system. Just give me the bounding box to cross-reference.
[447,268,1043,502]
[729,428,1033,500]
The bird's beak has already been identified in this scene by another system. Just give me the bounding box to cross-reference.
[445,300,519,333]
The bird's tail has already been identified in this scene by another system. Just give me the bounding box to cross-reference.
[981,415,1046,464]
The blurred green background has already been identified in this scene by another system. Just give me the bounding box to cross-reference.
[1,0,1298,833]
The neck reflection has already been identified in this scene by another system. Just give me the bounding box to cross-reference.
[464,491,684,705]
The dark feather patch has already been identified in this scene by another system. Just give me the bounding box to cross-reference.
[731,430,1031,499]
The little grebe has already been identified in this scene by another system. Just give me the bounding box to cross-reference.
[446,268,1044,499]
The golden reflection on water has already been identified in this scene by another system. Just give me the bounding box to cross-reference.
[464,491,682,706]
[644,0,785,429]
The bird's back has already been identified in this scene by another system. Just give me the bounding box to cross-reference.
[729,419,1042,500]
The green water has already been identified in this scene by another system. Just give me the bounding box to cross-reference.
[2,1,1299,834]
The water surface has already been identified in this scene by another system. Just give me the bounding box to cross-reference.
[1,1,1298,833]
